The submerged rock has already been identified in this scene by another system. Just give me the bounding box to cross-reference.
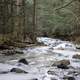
[73,54,80,59]
[10,68,28,73]
[67,68,80,76]
[18,58,29,65]
[30,78,38,80]
[0,71,9,74]
[57,63,69,69]
[47,70,56,75]
[15,49,24,54]
[63,76,75,80]
[50,78,57,80]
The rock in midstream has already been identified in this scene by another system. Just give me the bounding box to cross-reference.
[0,49,24,56]
[73,54,80,59]
[52,60,70,69]
[18,58,29,65]
[10,68,28,73]
[63,76,75,80]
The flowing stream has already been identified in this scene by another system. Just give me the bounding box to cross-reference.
[0,37,80,80]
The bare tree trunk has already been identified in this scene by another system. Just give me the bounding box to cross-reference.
[32,0,36,43]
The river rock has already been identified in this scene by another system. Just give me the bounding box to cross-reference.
[75,44,80,49]
[14,49,24,55]
[57,63,69,69]
[30,78,38,80]
[52,60,70,66]
[1,50,15,56]
[63,76,75,80]
[18,58,29,65]
[1,49,24,56]
[50,78,57,80]
[68,70,80,76]
[52,60,70,69]
[0,71,9,74]
[73,54,80,59]
[47,70,56,75]
[10,68,28,73]
[0,44,13,50]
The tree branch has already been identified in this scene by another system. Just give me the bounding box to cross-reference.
[54,0,74,11]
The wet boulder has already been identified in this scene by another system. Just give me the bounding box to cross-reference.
[52,60,70,66]
[57,63,69,69]
[73,54,80,59]
[18,58,29,65]
[52,60,70,69]
[63,76,75,80]
[10,68,28,73]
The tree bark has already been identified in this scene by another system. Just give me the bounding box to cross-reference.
[32,0,36,43]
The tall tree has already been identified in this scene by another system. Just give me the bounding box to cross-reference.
[30,0,36,43]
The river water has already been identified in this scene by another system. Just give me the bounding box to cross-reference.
[0,37,80,80]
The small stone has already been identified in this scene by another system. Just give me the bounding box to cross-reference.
[18,58,29,65]
[47,70,56,75]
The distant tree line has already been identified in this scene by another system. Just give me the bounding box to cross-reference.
[0,0,80,44]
